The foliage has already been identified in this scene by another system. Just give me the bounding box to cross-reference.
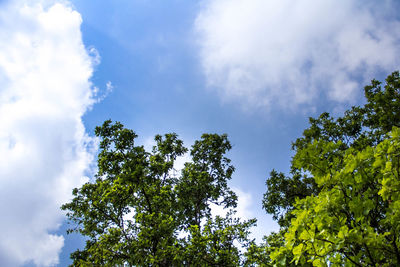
[179,212,256,266]
[260,71,400,265]
[62,120,255,266]
[263,71,400,228]
[272,128,400,266]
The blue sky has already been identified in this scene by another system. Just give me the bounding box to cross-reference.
[0,0,399,266]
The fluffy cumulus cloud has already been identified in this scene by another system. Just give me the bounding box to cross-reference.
[0,1,98,266]
[195,0,400,110]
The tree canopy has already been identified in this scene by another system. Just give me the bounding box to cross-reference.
[258,71,400,266]
[61,121,255,266]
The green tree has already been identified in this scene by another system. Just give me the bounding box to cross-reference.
[61,120,255,266]
[263,71,400,229]
[260,71,400,265]
[272,127,400,266]
[179,212,256,266]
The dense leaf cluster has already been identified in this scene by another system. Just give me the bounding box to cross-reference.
[258,71,400,266]
[62,121,255,266]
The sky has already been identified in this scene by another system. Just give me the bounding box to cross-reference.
[0,0,399,266]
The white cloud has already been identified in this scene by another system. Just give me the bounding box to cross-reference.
[195,0,400,110]
[0,1,98,266]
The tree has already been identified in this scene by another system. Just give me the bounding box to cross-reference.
[61,120,255,266]
[261,71,400,265]
[271,129,400,265]
[179,212,255,265]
